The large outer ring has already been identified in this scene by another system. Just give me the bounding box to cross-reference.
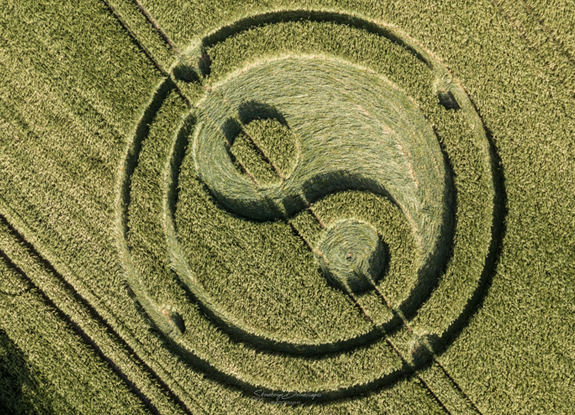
[116,10,505,401]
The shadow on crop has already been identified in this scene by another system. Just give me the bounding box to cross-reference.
[0,329,54,414]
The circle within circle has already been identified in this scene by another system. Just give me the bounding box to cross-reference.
[317,219,387,293]
[118,12,502,400]
[189,57,448,343]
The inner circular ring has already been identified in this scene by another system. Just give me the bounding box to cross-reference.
[169,56,452,353]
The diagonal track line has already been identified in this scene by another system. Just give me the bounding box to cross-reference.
[282,217,452,412]
[372,287,483,413]
[0,246,162,415]
[520,1,575,67]
[0,205,196,415]
[195,105,261,186]
[99,0,169,77]
[0,218,164,414]
[209,89,285,180]
[434,361,484,415]
[490,0,575,98]
[346,292,452,415]
[204,88,330,227]
[129,0,182,56]
[415,373,453,415]
[99,0,197,111]
[288,221,318,254]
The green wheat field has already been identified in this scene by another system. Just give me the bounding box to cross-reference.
[1,0,574,414]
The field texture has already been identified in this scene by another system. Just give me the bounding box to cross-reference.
[1,0,574,414]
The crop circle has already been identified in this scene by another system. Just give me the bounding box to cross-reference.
[117,11,504,401]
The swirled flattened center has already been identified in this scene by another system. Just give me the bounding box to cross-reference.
[318,219,387,293]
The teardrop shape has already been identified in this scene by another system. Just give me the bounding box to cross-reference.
[194,58,453,281]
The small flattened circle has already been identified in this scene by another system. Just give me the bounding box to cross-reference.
[317,219,387,293]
